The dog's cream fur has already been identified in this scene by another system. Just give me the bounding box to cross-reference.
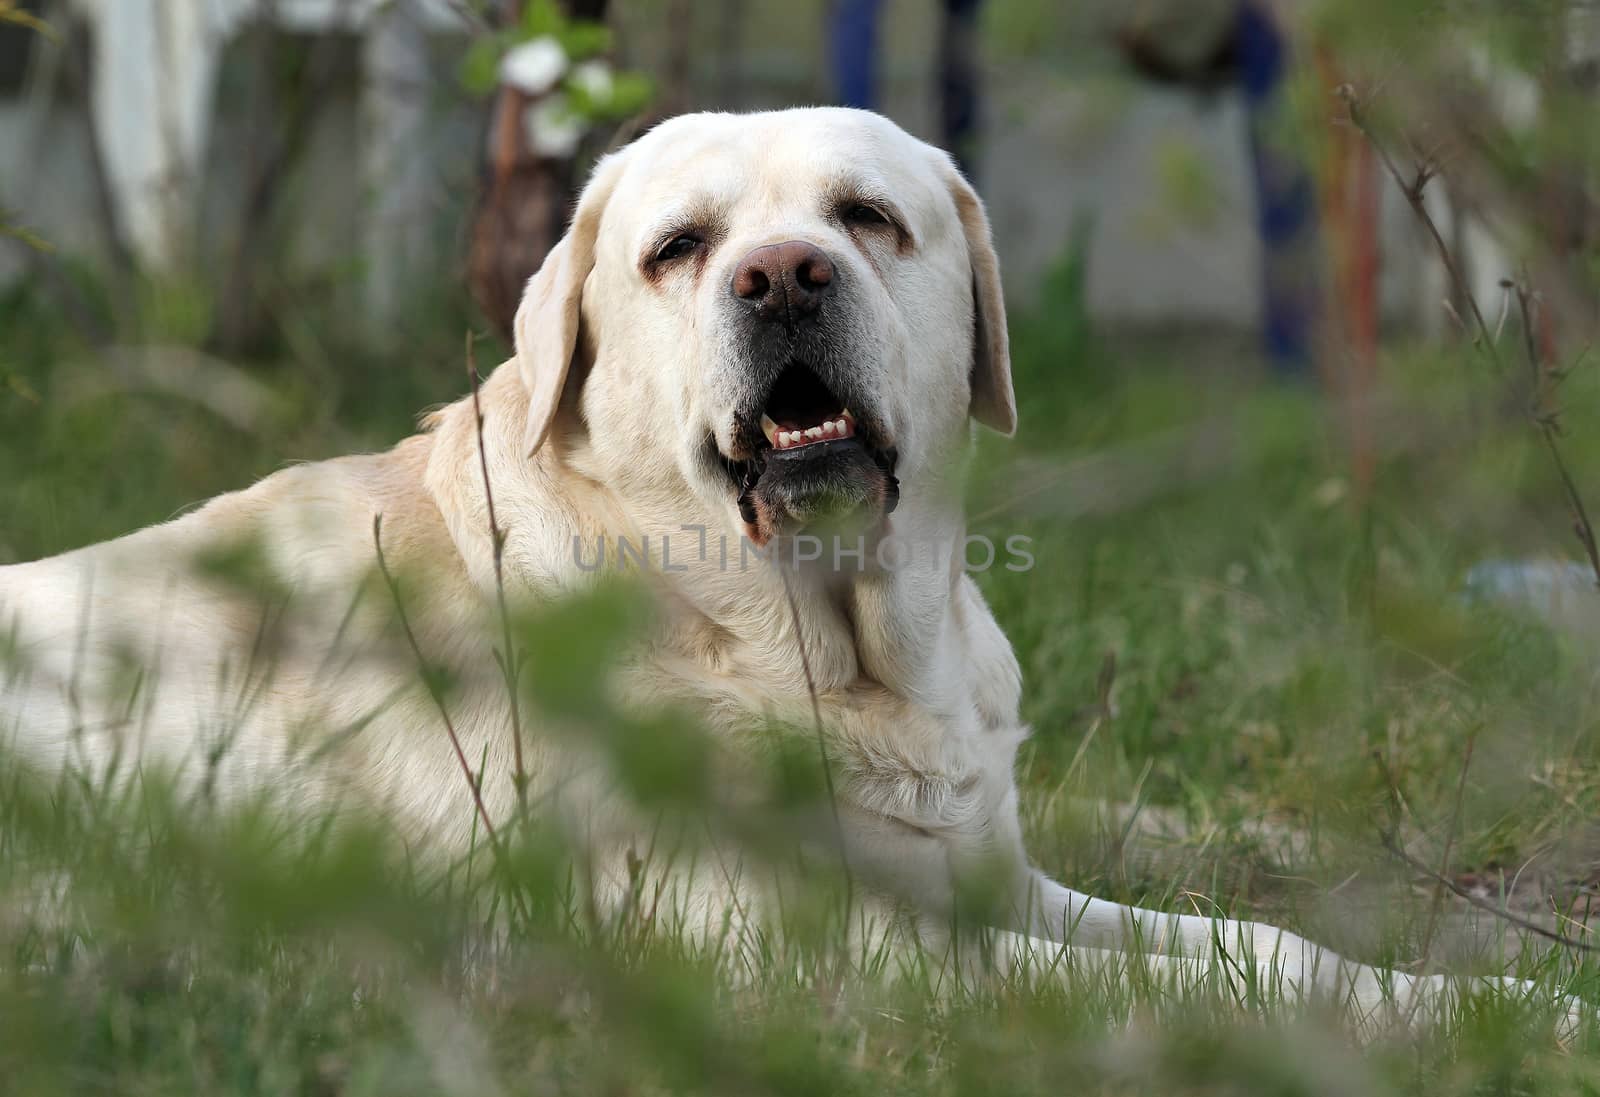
[0,109,1562,1027]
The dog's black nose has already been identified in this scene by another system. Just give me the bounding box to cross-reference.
[731,241,835,323]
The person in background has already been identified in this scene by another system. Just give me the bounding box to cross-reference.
[1118,0,1321,373]
[829,0,985,179]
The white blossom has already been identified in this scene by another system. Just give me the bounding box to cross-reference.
[569,60,614,103]
[524,95,583,159]
[499,36,567,96]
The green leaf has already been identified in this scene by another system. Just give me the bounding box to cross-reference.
[0,1,57,41]
[567,71,654,122]
[520,0,563,37]
[0,217,53,254]
[557,21,613,61]
[459,37,504,96]
[600,71,654,118]
[607,711,712,807]
[518,580,649,719]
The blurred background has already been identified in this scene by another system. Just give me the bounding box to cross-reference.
[5,0,1598,584]
[4,0,1593,365]
[5,2,1600,1093]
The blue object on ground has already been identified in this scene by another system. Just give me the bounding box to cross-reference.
[1463,559,1600,639]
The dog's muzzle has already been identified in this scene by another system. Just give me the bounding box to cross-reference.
[716,242,899,543]
[719,358,898,544]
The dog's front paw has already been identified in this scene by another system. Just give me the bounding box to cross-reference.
[1340,967,1583,1038]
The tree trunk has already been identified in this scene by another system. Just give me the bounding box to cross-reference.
[467,0,608,344]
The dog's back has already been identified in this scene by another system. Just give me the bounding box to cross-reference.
[0,434,498,826]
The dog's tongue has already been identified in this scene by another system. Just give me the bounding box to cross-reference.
[738,443,898,545]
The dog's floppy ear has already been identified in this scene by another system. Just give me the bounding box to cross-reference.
[516,152,626,456]
[945,165,1016,436]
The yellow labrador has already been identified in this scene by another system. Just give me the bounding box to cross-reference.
[0,108,1562,1027]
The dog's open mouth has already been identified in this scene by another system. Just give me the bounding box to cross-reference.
[720,362,898,543]
[758,362,859,451]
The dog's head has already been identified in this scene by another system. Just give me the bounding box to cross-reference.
[515,108,1013,545]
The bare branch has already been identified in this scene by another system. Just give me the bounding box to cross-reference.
[1343,91,1498,356]
[1382,835,1600,955]
[373,514,501,847]
[1374,747,1598,956]
[1515,288,1600,583]
[1343,86,1600,590]
[467,333,530,822]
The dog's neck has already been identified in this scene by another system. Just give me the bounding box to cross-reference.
[425,364,972,707]
[608,471,973,706]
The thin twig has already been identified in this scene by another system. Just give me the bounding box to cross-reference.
[467,333,530,822]
[373,514,500,847]
[1515,281,1543,392]
[1515,286,1600,583]
[1343,87,1600,590]
[1382,836,1600,955]
[1374,747,1599,956]
[1344,91,1492,347]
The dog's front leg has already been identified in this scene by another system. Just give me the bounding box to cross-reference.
[879,748,1574,1029]
[1013,871,1575,1030]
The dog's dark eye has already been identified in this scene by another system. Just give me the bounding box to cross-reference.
[655,233,704,262]
[843,203,890,227]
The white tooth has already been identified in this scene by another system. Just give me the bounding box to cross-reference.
[777,431,791,447]
[835,419,849,435]
[806,426,822,440]
[760,414,779,445]
[822,421,836,437]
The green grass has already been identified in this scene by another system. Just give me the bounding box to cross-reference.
[5,259,1600,1093]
